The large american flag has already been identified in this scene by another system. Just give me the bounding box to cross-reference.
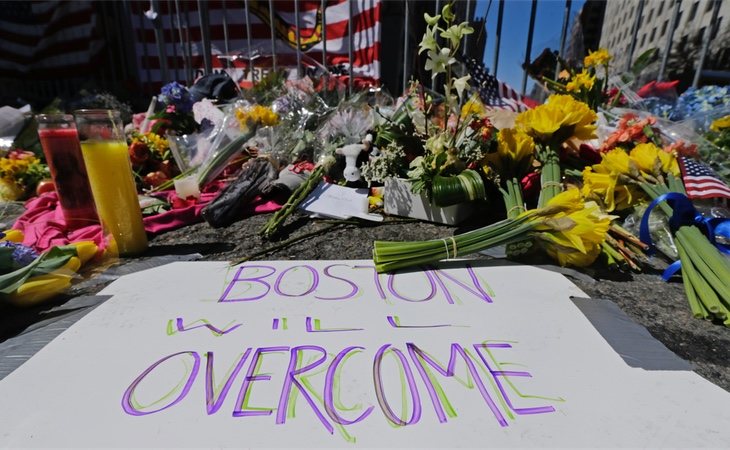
[464,57,534,112]
[129,0,381,90]
[679,157,730,200]
[0,1,102,78]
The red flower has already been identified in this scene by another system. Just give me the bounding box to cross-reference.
[128,141,150,165]
[143,171,169,188]
[520,172,541,200]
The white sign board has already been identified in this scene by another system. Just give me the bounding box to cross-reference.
[0,260,728,447]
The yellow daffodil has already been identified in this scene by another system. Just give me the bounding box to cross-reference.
[584,48,611,68]
[593,148,634,175]
[528,186,584,218]
[460,95,486,120]
[486,128,535,178]
[235,105,280,130]
[629,143,680,178]
[710,115,730,132]
[581,167,639,211]
[538,200,614,267]
[566,70,596,93]
[515,95,597,144]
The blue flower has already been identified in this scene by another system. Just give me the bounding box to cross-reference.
[159,82,193,113]
[1,241,39,267]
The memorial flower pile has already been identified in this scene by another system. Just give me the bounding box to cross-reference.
[4,2,730,328]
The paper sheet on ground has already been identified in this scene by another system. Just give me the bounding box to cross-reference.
[300,182,383,221]
[0,260,728,448]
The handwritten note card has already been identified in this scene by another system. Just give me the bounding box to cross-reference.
[0,260,728,447]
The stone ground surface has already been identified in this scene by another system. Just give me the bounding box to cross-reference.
[1,202,729,393]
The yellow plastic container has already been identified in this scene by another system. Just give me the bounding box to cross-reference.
[76,110,148,256]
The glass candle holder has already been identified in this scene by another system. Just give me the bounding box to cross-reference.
[36,114,99,229]
[74,109,148,256]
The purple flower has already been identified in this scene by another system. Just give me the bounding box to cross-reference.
[1,241,39,267]
[159,82,193,113]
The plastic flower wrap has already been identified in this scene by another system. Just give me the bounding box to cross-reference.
[196,101,279,186]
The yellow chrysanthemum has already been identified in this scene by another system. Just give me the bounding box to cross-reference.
[515,95,597,144]
[486,128,535,178]
[710,115,730,132]
[566,70,596,93]
[584,48,611,68]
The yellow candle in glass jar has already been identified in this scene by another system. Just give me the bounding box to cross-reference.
[80,140,148,256]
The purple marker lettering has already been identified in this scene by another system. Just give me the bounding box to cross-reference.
[372,344,422,426]
[175,318,241,336]
[121,351,200,416]
[276,346,333,434]
[324,346,374,425]
[233,346,289,417]
[219,265,277,302]
[315,264,360,300]
[387,271,436,302]
[405,343,462,422]
[428,265,493,303]
[274,265,319,297]
[407,343,508,426]
[205,349,251,415]
[353,265,386,300]
[474,344,555,415]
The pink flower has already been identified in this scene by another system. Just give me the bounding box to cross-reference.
[166,104,176,114]
[132,113,147,130]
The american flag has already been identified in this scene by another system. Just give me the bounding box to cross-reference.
[464,57,534,112]
[679,157,730,200]
[129,0,381,91]
[0,1,102,78]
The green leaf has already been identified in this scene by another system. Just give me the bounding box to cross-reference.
[0,246,77,296]
[631,48,658,76]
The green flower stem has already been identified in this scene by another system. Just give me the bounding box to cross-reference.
[640,180,730,325]
[676,239,713,320]
[259,165,325,240]
[601,241,625,264]
[373,218,537,273]
[537,145,561,208]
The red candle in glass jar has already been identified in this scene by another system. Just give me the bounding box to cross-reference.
[36,115,99,229]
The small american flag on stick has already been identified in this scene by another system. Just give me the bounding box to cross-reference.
[679,157,730,200]
[464,57,535,112]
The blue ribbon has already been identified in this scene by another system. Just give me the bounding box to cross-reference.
[639,192,730,281]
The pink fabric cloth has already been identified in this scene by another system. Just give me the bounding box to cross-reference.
[13,188,281,252]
